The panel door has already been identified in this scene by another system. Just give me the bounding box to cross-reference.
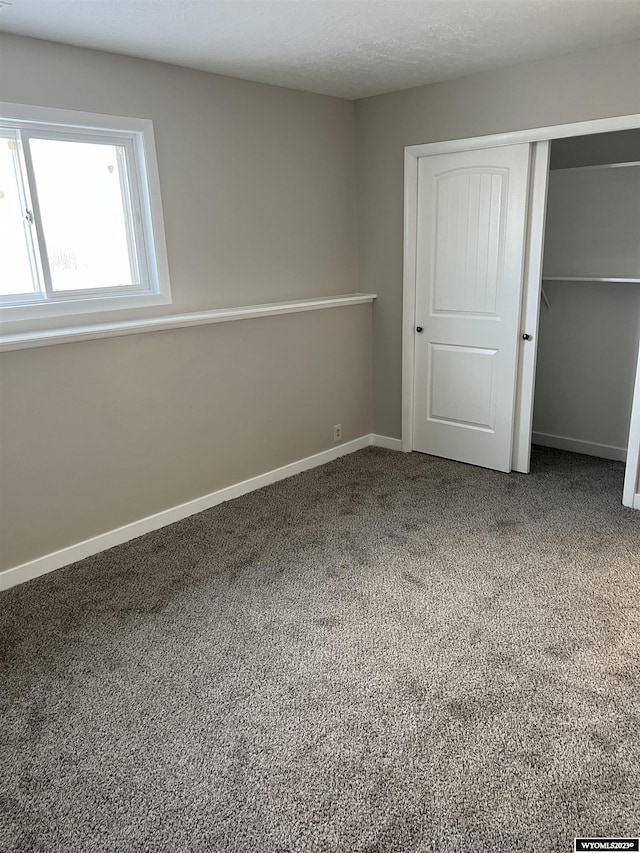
[413,144,531,471]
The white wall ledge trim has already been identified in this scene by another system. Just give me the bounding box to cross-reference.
[0,293,377,352]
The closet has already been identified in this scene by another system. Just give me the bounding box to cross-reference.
[532,129,640,467]
[404,117,640,507]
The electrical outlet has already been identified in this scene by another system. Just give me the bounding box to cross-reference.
[333,423,342,442]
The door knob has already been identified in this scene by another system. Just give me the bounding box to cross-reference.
[522,333,532,341]
[416,326,423,333]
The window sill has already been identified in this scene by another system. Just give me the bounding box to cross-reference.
[0,293,377,352]
[0,290,172,322]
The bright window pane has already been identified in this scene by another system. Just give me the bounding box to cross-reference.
[0,137,38,297]
[29,138,139,292]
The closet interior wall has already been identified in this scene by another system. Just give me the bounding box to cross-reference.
[532,130,640,462]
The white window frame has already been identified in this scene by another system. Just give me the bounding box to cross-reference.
[0,102,171,323]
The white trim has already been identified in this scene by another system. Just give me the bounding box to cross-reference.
[0,434,373,591]
[633,494,640,511]
[371,434,403,451]
[401,148,419,452]
[623,341,640,508]
[512,141,550,473]
[404,115,640,159]
[136,117,172,318]
[1,291,173,324]
[402,112,640,468]
[532,431,627,462]
[0,293,377,352]
[0,101,152,134]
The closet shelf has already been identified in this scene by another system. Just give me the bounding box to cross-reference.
[543,276,640,284]
[551,161,640,173]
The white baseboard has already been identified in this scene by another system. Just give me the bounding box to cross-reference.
[532,431,627,462]
[370,434,403,451]
[0,434,372,592]
[3,429,632,592]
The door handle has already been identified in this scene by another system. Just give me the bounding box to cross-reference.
[522,333,533,341]
[416,326,423,333]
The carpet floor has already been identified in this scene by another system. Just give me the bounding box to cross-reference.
[1,447,639,852]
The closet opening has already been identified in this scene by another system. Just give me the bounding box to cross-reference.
[530,129,640,492]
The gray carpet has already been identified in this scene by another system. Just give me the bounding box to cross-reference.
[1,447,639,852]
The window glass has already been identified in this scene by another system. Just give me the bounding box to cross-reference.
[29,137,138,292]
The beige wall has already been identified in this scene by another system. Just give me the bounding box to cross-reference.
[0,307,371,570]
[355,40,640,438]
[0,35,369,572]
[533,282,640,451]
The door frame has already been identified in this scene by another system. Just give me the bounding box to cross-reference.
[623,344,640,509]
[402,113,640,507]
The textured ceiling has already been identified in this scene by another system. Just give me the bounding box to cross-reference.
[1,0,639,99]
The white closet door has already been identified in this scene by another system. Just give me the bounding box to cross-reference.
[413,144,531,472]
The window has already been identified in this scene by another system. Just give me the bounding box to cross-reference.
[0,104,171,324]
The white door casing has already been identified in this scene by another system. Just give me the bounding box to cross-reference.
[412,144,531,471]
[623,339,640,509]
